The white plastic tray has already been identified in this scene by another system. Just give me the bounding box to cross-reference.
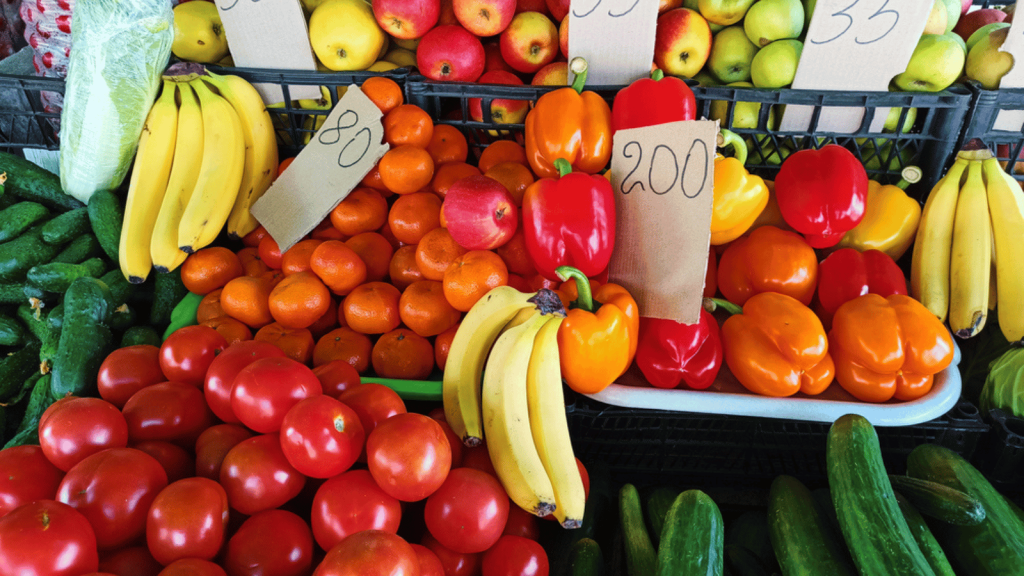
[587,343,962,427]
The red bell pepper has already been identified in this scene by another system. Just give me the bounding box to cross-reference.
[611,69,696,132]
[817,248,908,320]
[522,158,616,281]
[774,145,868,249]
[635,310,723,390]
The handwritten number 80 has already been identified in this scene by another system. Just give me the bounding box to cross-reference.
[810,0,899,46]
[619,140,709,199]
[318,110,371,169]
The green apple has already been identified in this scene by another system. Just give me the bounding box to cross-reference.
[884,107,918,133]
[861,140,914,172]
[709,22,726,33]
[685,0,701,8]
[967,22,1010,52]
[938,0,961,34]
[744,0,804,47]
[710,82,776,129]
[748,135,792,165]
[967,26,1015,89]
[694,70,721,86]
[708,25,759,83]
[697,0,757,26]
[802,0,816,31]
[923,0,948,35]
[750,39,802,88]
[893,33,966,92]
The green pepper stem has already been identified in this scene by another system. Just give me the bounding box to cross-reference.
[556,266,594,313]
[570,58,589,94]
[703,297,742,316]
[651,68,664,82]
[554,158,573,178]
[717,130,747,166]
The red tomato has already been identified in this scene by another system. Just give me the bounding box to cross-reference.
[337,383,407,439]
[427,407,446,421]
[194,424,253,480]
[146,477,230,566]
[223,509,314,576]
[436,419,464,468]
[57,448,168,550]
[157,558,227,576]
[425,468,509,554]
[503,503,540,541]
[280,395,364,479]
[220,434,306,515]
[39,396,128,472]
[159,325,228,386]
[122,382,214,446]
[313,530,418,576]
[368,413,452,502]
[131,441,195,483]
[421,532,482,576]
[482,535,548,576]
[540,458,590,523]
[0,445,64,517]
[462,445,497,478]
[411,543,445,576]
[98,345,165,408]
[98,546,163,576]
[311,469,402,552]
[204,340,286,424]
[230,357,322,433]
[312,360,362,397]
[0,499,99,575]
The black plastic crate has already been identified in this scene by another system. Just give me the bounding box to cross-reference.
[959,81,1024,182]
[971,409,1024,494]
[0,73,63,152]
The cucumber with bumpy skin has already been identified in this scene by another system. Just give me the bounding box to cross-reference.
[87,190,122,262]
[0,340,41,400]
[52,234,101,265]
[658,489,724,576]
[0,225,63,282]
[0,202,50,242]
[27,258,106,293]
[50,277,113,400]
[120,325,161,348]
[3,373,51,449]
[0,152,83,211]
[0,314,24,346]
[41,207,90,245]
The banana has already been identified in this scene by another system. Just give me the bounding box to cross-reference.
[177,78,246,253]
[443,286,536,446]
[526,315,585,529]
[484,311,558,517]
[202,72,279,239]
[119,80,178,283]
[151,81,203,273]
[984,158,1024,342]
[949,160,991,338]
[911,157,968,322]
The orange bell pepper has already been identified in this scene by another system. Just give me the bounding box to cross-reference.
[717,225,818,306]
[829,294,954,403]
[713,293,835,397]
[525,58,612,179]
[556,266,636,395]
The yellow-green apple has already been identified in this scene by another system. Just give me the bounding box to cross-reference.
[373,0,440,39]
[546,0,568,22]
[684,0,699,8]
[470,71,530,133]
[654,8,712,78]
[694,70,720,86]
[454,0,516,36]
[172,1,229,64]
[394,37,420,50]
[924,0,948,35]
[660,0,684,13]
[708,25,758,83]
[967,26,1014,89]
[384,47,418,67]
[938,0,962,33]
[955,9,1007,41]
[744,0,804,47]
[439,0,459,25]
[750,39,802,88]
[803,0,815,30]
[532,61,567,85]
[500,11,558,73]
[559,13,568,59]
[516,0,549,16]
[483,42,516,72]
[417,25,486,81]
[709,82,776,128]
[893,33,966,92]
[443,176,519,250]
[697,0,756,26]
[968,22,1010,51]
[309,0,387,71]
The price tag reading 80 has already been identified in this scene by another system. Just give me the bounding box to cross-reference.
[618,139,710,199]
[317,109,373,169]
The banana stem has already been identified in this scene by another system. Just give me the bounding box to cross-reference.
[556,266,594,312]
[703,297,743,316]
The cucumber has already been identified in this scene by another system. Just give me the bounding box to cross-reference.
[0,314,24,346]
[569,538,603,576]
[0,202,51,242]
[620,483,657,576]
[2,371,42,411]
[40,304,63,371]
[549,461,613,576]
[109,304,136,331]
[726,511,779,573]
[162,291,204,340]
[16,303,59,373]
[724,545,769,576]
[50,277,114,400]
[888,474,986,526]
[0,226,64,282]
[646,487,678,547]
[86,190,123,263]
[52,234,101,264]
[0,283,26,304]
[907,444,1024,575]
[99,269,136,308]
[1005,496,1024,525]
[3,373,52,449]
[150,270,188,326]
[40,207,90,245]
[22,283,48,304]
[767,476,855,576]
[893,491,956,576]
[0,340,41,400]
[657,489,723,576]
[0,152,83,211]
[120,325,161,348]
[27,258,107,293]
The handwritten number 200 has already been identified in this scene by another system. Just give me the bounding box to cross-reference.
[619,140,709,199]
[810,0,899,46]
[318,110,371,169]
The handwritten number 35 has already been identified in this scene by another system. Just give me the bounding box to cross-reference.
[810,0,899,46]
[318,110,371,169]
[572,0,640,18]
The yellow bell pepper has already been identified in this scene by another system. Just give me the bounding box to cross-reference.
[837,177,921,260]
[710,131,770,246]
[744,181,792,235]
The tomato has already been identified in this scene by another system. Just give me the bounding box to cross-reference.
[502,503,540,541]
[280,395,364,478]
[122,382,214,446]
[0,445,64,517]
[157,558,227,576]
[131,441,195,483]
[481,535,548,576]
[312,359,362,397]
[98,345,165,408]
[39,396,128,472]
[230,356,322,433]
[220,434,306,515]
[223,509,313,576]
[146,477,230,566]
[337,383,406,439]
[425,468,509,554]
[194,424,253,480]
[421,532,482,576]
[313,530,419,576]
[204,341,286,424]
[436,419,464,468]
[411,543,445,576]
[311,469,402,552]
[57,447,168,550]
[98,546,163,576]
[0,499,99,575]
[462,445,497,478]
[160,325,228,386]
[368,413,452,502]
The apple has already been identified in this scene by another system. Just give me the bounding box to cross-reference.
[394,37,420,50]
[708,25,758,83]
[516,0,549,16]
[443,176,519,250]
[384,47,418,68]
[500,11,559,73]
[454,0,516,36]
[694,70,720,86]
[309,0,387,71]
[923,0,948,35]
[546,0,569,22]
[750,39,802,88]
[172,1,229,64]
[469,71,530,128]
[417,25,486,81]
[483,42,516,72]
[439,0,459,25]
[373,0,439,39]
[660,0,684,13]
[710,81,775,128]
[893,33,966,92]
[966,26,1014,89]
[938,0,961,34]
[997,144,1024,174]
[532,61,567,85]
[559,13,568,59]
[954,9,1007,41]
[743,0,804,47]
[697,0,757,26]
[654,8,713,78]
[968,22,1010,51]
[961,0,972,15]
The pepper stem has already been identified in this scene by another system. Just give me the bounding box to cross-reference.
[651,68,664,81]
[554,158,573,178]
[896,166,921,190]
[703,297,743,316]
[556,266,594,312]
[717,129,747,166]
[570,57,589,94]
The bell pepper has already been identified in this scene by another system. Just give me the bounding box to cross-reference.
[817,248,908,320]
[712,293,835,397]
[775,145,868,249]
[829,294,954,403]
[836,177,922,261]
[525,58,612,179]
[717,225,818,306]
[523,159,616,281]
[635,310,722,390]
[611,68,696,132]
[710,131,770,245]
[555,266,637,395]
[744,182,793,235]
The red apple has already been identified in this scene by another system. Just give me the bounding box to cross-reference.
[373,0,440,39]
[483,41,516,72]
[500,11,558,73]
[660,0,684,13]
[654,8,712,78]
[439,0,459,26]
[531,61,567,85]
[998,144,1024,175]
[559,14,568,58]
[469,71,530,127]
[443,176,519,250]
[516,0,549,16]
[417,25,486,82]
[454,0,517,37]
[546,0,568,22]
[954,9,1007,40]
[961,0,973,15]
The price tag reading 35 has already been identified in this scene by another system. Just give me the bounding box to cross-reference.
[567,0,659,85]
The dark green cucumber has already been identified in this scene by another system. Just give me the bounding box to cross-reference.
[109,304,136,331]
[86,190,122,263]
[0,283,26,304]
[150,270,188,326]
[40,207,90,245]
[726,511,779,573]
[0,152,83,211]
[3,373,52,448]
[0,340,41,400]
[99,269,136,308]
[888,474,986,526]
[50,277,114,400]
[52,234,101,264]
[724,545,769,576]
[767,476,855,576]
[907,444,1024,575]
[1005,496,1024,525]
[0,225,64,282]
[0,202,50,242]
[120,325,161,348]
[0,314,24,346]
[40,304,63,371]
[2,371,42,410]
[27,258,106,293]
[657,489,723,576]
[620,484,657,576]
[22,283,48,304]
[163,291,203,340]
[646,487,678,547]
[16,303,59,374]
[569,538,604,576]
[893,491,955,576]
[549,461,613,576]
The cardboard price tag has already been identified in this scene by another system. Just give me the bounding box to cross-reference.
[567,0,660,85]
[608,119,717,325]
[995,15,1024,131]
[214,0,321,104]
[251,85,389,252]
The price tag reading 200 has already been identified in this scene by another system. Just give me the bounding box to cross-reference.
[618,139,710,198]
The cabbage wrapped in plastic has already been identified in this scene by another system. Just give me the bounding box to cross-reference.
[59,0,173,204]
[980,348,1024,419]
